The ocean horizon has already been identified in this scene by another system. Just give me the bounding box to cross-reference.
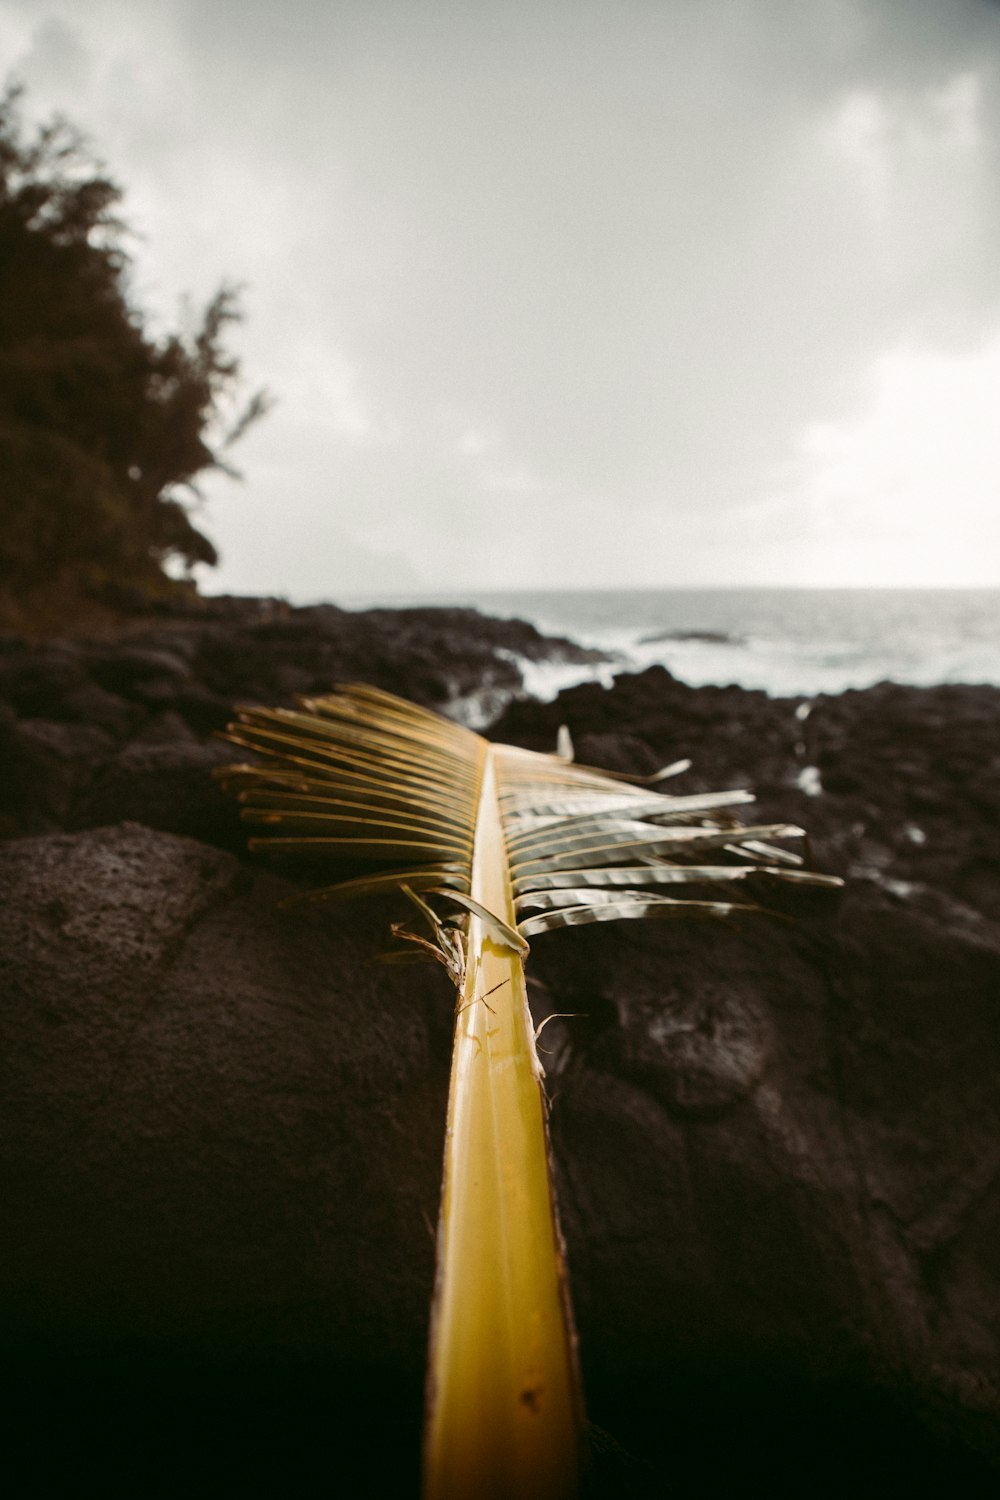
[320,585,1000,702]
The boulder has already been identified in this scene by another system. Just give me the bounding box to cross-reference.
[1,822,450,1494]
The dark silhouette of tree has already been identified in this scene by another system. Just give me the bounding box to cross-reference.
[0,84,269,611]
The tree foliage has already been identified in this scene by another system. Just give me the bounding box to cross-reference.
[0,84,268,604]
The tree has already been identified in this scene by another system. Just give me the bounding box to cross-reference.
[0,84,268,611]
[217,684,841,1498]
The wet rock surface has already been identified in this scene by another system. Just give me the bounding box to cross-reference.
[2,617,999,1494]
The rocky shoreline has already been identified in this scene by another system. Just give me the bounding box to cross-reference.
[2,598,999,1494]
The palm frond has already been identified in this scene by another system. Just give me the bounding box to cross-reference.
[217,682,841,1500]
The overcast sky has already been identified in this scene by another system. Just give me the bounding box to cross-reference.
[4,0,1000,597]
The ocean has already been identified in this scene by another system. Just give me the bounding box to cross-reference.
[337,587,1000,702]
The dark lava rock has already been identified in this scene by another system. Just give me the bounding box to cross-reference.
[68,737,238,846]
[489,665,1000,1486]
[2,716,116,828]
[86,644,194,693]
[0,599,594,839]
[0,638,90,714]
[1,823,450,1494]
[491,666,1000,923]
[2,619,1000,1493]
[529,884,1000,1487]
[173,599,597,717]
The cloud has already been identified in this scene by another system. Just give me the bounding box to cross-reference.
[760,332,1000,585]
[274,339,396,446]
[822,66,991,293]
[4,0,1000,593]
[454,429,494,459]
[824,88,892,212]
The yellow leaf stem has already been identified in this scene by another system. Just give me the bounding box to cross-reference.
[423,743,583,1500]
